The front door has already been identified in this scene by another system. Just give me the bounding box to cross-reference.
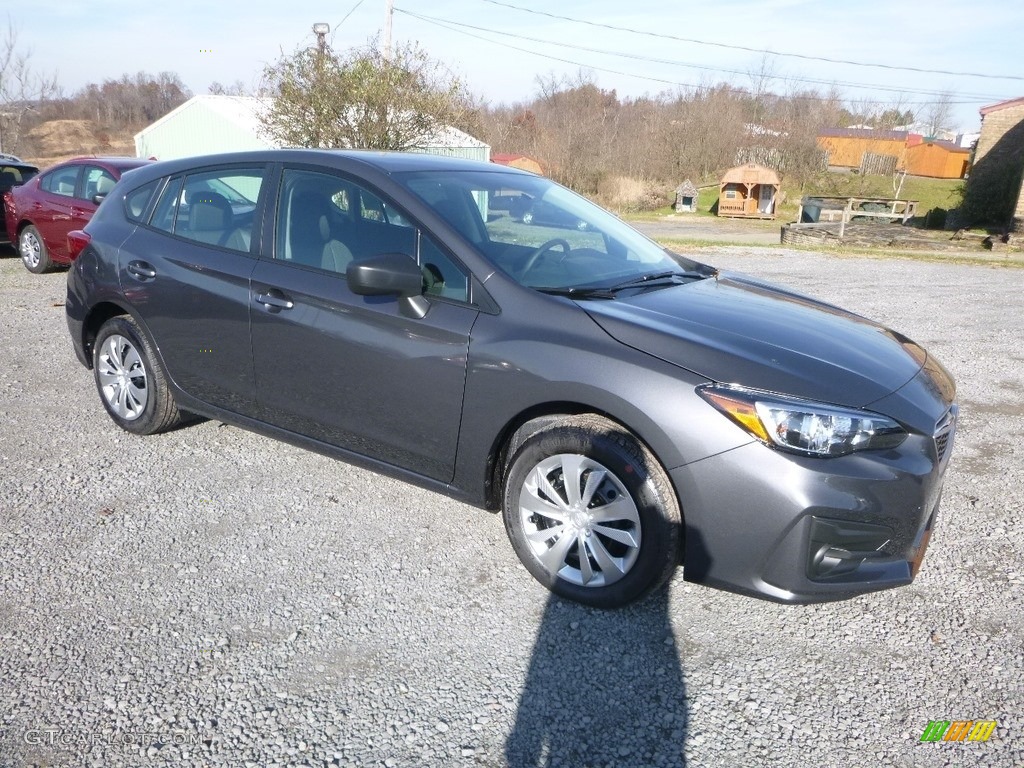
[758,184,775,215]
[250,167,478,483]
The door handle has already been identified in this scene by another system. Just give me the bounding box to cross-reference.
[127,260,156,279]
[256,291,294,310]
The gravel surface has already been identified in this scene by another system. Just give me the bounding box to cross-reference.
[0,247,1021,768]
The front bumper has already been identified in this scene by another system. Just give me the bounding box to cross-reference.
[671,422,952,603]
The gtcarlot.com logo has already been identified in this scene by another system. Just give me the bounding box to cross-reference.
[23,729,203,747]
[920,719,998,742]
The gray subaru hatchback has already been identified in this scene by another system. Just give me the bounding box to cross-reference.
[66,150,956,608]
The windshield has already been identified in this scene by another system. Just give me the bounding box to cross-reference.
[399,170,706,291]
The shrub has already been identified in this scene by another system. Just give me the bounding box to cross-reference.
[594,176,671,213]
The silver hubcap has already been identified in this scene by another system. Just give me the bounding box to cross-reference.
[519,453,641,587]
[20,230,41,269]
[97,334,148,420]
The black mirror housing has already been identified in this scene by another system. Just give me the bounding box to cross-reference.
[347,252,422,297]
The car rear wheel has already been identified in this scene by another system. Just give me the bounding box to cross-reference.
[92,316,182,435]
[502,415,681,608]
[19,225,51,274]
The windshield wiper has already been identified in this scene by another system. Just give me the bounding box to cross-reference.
[535,286,616,299]
[536,269,712,300]
[606,270,706,293]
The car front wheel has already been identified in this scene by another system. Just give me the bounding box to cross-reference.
[92,316,182,435]
[502,415,682,608]
[19,225,51,273]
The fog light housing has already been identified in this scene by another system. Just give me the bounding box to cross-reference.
[807,517,893,579]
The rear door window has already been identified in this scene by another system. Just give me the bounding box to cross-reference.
[149,169,265,253]
[41,166,81,197]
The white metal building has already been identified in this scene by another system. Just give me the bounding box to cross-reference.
[134,95,490,162]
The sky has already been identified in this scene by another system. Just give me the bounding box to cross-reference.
[10,0,1024,134]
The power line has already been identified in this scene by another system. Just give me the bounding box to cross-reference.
[479,0,1024,83]
[335,0,366,29]
[396,7,999,107]
[399,8,1004,103]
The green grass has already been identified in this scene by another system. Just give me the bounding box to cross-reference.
[628,174,962,228]
[781,174,962,224]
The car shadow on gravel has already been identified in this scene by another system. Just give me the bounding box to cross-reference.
[506,590,688,767]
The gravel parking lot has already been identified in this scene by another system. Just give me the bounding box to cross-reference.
[1,246,1021,768]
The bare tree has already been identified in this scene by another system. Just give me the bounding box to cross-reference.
[0,17,57,155]
[208,80,249,96]
[746,53,779,128]
[922,91,955,137]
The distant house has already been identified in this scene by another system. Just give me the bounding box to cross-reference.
[959,96,1024,229]
[717,164,779,219]
[491,153,542,175]
[893,122,959,143]
[135,95,491,163]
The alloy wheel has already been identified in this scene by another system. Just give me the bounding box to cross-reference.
[19,230,41,270]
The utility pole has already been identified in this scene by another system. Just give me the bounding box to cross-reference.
[383,0,394,59]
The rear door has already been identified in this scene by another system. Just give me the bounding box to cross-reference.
[119,165,268,414]
[249,166,478,482]
[35,164,82,260]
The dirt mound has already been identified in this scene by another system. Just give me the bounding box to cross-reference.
[24,119,136,168]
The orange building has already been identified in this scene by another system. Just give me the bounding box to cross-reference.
[904,141,970,179]
[817,128,909,170]
[491,153,543,175]
[817,128,969,179]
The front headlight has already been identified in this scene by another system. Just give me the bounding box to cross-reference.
[697,384,907,457]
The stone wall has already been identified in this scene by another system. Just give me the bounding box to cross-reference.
[961,101,1024,228]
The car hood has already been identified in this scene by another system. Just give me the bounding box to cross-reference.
[582,271,929,409]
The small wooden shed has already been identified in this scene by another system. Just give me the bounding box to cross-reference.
[904,141,970,179]
[718,163,780,219]
[674,180,699,212]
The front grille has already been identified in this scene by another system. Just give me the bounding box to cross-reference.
[933,406,957,463]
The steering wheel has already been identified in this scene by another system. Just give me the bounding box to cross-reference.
[520,238,571,277]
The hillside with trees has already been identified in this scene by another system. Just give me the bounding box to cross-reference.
[2,20,961,216]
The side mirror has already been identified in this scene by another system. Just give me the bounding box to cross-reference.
[347,252,430,319]
[92,193,107,205]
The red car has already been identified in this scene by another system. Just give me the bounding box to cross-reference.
[3,156,151,273]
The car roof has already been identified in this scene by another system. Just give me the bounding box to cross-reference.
[43,156,153,173]
[128,148,531,180]
[0,161,38,173]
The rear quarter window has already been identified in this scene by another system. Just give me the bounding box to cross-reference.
[124,180,161,223]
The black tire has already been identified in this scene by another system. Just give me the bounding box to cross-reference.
[19,225,52,274]
[92,315,182,435]
[502,415,681,608]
